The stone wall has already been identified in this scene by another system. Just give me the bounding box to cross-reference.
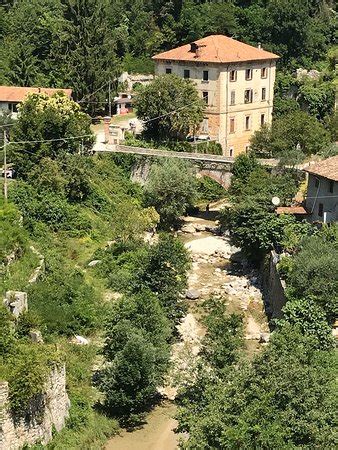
[261,250,287,321]
[0,365,70,450]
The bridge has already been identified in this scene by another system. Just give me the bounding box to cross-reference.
[94,143,278,188]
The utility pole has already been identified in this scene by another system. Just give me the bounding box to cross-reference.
[108,80,112,117]
[3,130,8,202]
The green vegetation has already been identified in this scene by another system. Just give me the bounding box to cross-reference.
[144,159,198,229]
[135,74,205,140]
[220,154,299,259]
[178,325,336,449]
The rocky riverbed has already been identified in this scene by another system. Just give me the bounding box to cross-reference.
[105,209,269,449]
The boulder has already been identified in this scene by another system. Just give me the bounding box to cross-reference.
[181,224,196,234]
[74,335,90,345]
[3,291,28,317]
[259,332,270,343]
[185,289,200,300]
[88,259,101,267]
[29,330,44,343]
[194,223,206,232]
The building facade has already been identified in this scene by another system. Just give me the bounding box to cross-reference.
[153,35,279,156]
[304,156,338,223]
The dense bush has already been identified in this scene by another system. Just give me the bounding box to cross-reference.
[178,326,337,449]
[286,229,338,321]
[28,256,102,336]
[144,159,198,229]
[0,200,28,263]
[278,297,334,350]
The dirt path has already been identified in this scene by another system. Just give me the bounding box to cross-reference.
[105,403,180,450]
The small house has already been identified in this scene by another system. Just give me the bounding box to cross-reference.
[114,92,134,115]
[304,155,338,223]
[0,85,72,118]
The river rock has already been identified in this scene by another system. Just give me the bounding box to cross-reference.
[185,289,200,300]
[181,224,196,234]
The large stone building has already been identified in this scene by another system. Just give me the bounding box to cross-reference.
[153,35,279,156]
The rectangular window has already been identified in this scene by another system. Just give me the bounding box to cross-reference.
[244,89,253,104]
[230,90,236,105]
[184,69,190,79]
[262,87,266,101]
[261,67,267,78]
[166,68,172,74]
[230,70,237,82]
[245,115,250,130]
[202,91,208,104]
[329,180,334,193]
[229,117,235,133]
[245,144,250,153]
[261,114,265,126]
[229,147,234,157]
[245,68,253,80]
[203,70,209,81]
[318,203,323,217]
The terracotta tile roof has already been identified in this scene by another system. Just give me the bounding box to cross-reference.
[0,86,72,103]
[152,35,279,64]
[276,206,308,215]
[304,156,338,182]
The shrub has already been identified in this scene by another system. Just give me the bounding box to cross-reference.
[287,231,338,321]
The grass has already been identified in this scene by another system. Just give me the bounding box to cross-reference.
[1,245,40,293]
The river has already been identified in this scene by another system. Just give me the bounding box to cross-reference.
[105,206,269,449]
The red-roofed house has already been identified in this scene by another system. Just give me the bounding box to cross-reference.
[153,35,279,156]
[0,85,73,118]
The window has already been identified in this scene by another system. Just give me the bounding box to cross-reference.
[315,177,320,188]
[230,70,237,82]
[202,91,208,104]
[230,90,236,105]
[245,115,251,130]
[229,147,234,157]
[229,117,235,133]
[261,114,265,126]
[244,89,253,104]
[166,68,172,74]
[261,67,267,78]
[329,180,334,193]
[203,70,209,81]
[245,144,250,153]
[184,69,190,79]
[318,203,323,218]
[262,87,266,101]
[245,68,253,80]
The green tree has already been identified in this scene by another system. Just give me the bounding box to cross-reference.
[178,326,337,449]
[278,297,334,350]
[135,74,205,140]
[287,230,338,321]
[250,111,331,163]
[10,92,94,178]
[144,159,198,229]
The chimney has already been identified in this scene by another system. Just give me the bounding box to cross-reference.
[190,42,199,53]
[258,42,262,50]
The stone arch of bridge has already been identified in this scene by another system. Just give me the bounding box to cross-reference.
[197,169,232,189]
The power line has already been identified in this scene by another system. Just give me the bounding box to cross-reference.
[78,81,110,103]
[2,134,93,148]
